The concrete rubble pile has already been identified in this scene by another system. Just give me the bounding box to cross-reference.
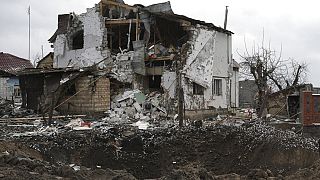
[240,120,317,151]
[104,90,168,123]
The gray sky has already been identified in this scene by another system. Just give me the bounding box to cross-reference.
[1,0,320,86]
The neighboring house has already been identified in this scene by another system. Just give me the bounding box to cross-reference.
[0,52,33,102]
[268,84,313,119]
[239,80,258,108]
[25,0,238,118]
[36,52,53,68]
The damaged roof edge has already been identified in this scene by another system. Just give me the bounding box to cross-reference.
[49,1,233,43]
[149,11,233,35]
[139,1,233,34]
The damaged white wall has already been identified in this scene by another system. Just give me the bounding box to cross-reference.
[182,26,234,110]
[53,5,110,68]
[161,71,176,99]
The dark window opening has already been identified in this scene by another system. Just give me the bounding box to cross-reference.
[154,17,188,47]
[66,83,76,96]
[288,95,299,119]
[314,96,320,113]
[107,25,138,53]
[193,82,204,95]
[213,79,222,96]
[72,30,84,50]
[148,75,162,92]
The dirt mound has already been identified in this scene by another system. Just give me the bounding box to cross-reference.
[285,159,320,180]
[0,152,136,180]
[0,122,318,179]
[0,121,318,179]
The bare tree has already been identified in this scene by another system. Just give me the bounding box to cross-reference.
[239,38,307,118]
[32,53,42,67]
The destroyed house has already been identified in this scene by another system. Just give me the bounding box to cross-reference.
[0,52,33,102]
[46,0,238,118]
[18,67,111,114]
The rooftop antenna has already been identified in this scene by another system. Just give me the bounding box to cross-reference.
[224,6,229,30]
[27,6,31,61]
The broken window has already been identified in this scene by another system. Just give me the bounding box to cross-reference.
[107,25,137,53]
[213,79,222,96]
[193,82,204,95]
[71,30,84,50]
[148,75,162,92]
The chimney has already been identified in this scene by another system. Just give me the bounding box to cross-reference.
[224,6,229,30]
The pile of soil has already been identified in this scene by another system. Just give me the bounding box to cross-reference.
[0,121,318,179]
[0,152,136,180]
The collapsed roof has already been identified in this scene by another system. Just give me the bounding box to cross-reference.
[48,1,233,43]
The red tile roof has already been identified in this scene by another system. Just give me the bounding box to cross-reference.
[0,52,33,75]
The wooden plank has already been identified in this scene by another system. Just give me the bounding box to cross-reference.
[145,56,174,61]
[136,13,139,41]
[106,19,140,25]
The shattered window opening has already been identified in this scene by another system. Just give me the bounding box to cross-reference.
[193,82,204,95]
[148,75,162,92]
[213,79,222,96]
[107,25,137,53]
[154,17,188,47]
[71,30,84,50]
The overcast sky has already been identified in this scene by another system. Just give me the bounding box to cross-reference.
[1,0,320,86]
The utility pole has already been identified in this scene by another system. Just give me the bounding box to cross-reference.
[28,6,31,61]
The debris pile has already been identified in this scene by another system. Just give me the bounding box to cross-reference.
[0,98,35,118]
[1,119,318,179]
[0,151,137,180]
[241,121,317,151]
[104,90,168,123]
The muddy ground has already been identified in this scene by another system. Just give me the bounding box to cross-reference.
[0,120,320,179]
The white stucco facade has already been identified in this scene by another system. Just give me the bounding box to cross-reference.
[179,27,234,110]
[53,6,109,68]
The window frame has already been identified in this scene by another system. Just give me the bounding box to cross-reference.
[193,82,204,95]
[213,78,222,96]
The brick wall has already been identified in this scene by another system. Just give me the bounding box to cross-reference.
[57,76,110,114]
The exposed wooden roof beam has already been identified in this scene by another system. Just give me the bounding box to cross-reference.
[105,19,140,25]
